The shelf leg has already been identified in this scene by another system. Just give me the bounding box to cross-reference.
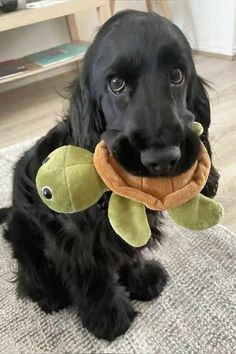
[160,0,170,18]
[110,0,115,15]
[65,14,80,43]
[65,14,80,71]
[146,0,153,12]
[97,4,111,26]
[146,0,170,18]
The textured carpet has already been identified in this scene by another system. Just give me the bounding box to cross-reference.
[0,139,236,354]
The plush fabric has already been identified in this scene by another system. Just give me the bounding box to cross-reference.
[169,193,224,230]
[0,140,235,353]
[36,145,108,213]
[108,194,151,247]
[94,140,211,211]
[36,144,152,247]
[94,140,223,230]
[36,130,223,247]
[36,122,211,216]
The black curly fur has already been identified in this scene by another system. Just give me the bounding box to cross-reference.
[0,10,219,341]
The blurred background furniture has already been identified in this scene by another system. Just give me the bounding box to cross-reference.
[0,0,111,85]
[110,0,170,18]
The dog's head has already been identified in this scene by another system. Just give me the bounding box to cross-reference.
[69,10,211,177]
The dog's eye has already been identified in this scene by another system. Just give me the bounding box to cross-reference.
[169,68,184,86]
[108,77,126,94]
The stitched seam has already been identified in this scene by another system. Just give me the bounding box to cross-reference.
[64,148,74,211]
[63,161,93,167]
[170,177,174,193]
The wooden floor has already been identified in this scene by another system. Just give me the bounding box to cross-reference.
[0,55,235,232]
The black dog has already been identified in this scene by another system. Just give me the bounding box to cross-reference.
[0,10,219,341]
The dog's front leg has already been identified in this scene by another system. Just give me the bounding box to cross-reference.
[69,268,137,341]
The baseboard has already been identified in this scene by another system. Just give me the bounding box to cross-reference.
[192,49,236,61]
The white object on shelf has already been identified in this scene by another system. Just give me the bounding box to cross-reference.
[26,0,67,9]
[18,0,27,9]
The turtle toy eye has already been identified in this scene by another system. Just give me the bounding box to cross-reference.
[42,156,50,165]
[42,186,53,200]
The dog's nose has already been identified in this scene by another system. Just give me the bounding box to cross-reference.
[141,145,181,175]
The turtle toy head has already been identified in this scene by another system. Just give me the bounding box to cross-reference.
[36,145,107,213]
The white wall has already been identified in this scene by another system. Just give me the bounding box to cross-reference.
[167,0,236,56]
[0,0,236,91]
[234,0,236,53]
[100,0,236,56]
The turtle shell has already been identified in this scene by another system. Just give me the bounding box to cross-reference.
[94,141,211,211]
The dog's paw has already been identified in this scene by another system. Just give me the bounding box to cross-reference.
[21,287,71,314]
[120,260,169,301]
[36,294,71,314]
[82,288,137,341]
[20,288,71,314]
[17,265,71,313]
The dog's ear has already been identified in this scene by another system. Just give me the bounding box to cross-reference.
[187,75,220,198]
[67,76,105,151]
[187,75,210,130]
[187,75,212,154]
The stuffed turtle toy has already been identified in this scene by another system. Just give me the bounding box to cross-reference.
[36,122,223,247]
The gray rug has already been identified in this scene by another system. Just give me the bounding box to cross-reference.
[0,139,236,354]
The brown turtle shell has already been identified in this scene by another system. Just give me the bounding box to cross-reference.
[94,141,211,211]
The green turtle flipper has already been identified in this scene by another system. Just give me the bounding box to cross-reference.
[108,193,151,247]
[168,194,224,230]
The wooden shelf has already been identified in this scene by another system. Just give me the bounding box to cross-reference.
[0,0,108,32]
[0,41,90,84]
[0,0,110,86]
